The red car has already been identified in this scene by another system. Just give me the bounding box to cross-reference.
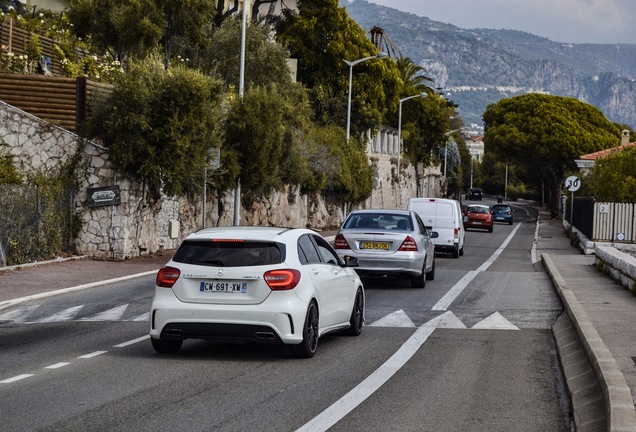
[463,204,494,232]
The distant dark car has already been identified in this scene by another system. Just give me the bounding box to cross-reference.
[467,188,482,200]
[463,204,493,232]
[491,204,514,225]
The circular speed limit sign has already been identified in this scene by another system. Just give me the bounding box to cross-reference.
[565,176,581,192]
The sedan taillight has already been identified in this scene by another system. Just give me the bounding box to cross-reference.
[398,235,418,252]
[334,234,350,249]
[156,266,180,288]
[264,269,301,290]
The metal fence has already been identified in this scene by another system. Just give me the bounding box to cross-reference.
[0,184,75,267]
[593,202,636,243]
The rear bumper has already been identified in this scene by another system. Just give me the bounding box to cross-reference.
[434,244,458,253]
[465,222,493,229]
[149,288,308,345]
[336,252,425,278]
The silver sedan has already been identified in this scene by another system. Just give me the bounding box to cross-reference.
[334,210,437,288]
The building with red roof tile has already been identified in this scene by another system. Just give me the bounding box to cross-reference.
[576,130,636,169]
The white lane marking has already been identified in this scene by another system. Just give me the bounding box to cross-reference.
[114,335,149,348]
[45,362,71,369]
[367,309,415,327]
[433,224,522,311]
[1,374,34,383]
[531,215,540,263]
[295,325,436,432]
[32,305,84,323]
[130,312,149,321]
[0,304,40,322]
[0,270,158,311]
[422,311,467,329]
[472,312,520,330]
[78,351,107,359]
[432,271,478,311]
[79,304,128,321]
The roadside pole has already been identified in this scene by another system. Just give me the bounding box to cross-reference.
[564,175,581,233]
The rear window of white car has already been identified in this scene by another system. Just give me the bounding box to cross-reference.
[172,240,283,267]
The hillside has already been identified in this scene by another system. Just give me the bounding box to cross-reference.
[343,0,636,128]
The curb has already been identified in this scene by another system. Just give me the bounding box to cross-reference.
[0,255,88,273]
[543,253,636,432]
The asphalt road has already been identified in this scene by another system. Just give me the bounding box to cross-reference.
[0,203,572,431]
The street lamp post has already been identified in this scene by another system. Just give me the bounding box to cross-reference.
[504,158,509,199]
[233,0,250,226]
[397,92,427,205]
[343,52,387,143]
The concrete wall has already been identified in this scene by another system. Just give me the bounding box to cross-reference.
[1,101,432,259]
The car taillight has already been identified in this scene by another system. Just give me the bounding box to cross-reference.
[264,269,301,290]
[156,266,180,288]
[454,228,459,240]
[334,234,350,249]
[398,235,418,251]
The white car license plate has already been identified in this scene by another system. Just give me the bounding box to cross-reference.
[200,281,247,293]
[472,221,482,225]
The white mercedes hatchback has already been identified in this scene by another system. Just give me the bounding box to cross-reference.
[149,227,364,358]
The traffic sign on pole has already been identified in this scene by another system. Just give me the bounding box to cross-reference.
[565,176,580,192]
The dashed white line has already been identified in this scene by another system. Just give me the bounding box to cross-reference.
[1,374,34,384]
[45,362,71,369]
[78,351,108,359]
[114,335,149,348]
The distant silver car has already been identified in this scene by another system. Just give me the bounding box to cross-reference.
[334,210,437,288]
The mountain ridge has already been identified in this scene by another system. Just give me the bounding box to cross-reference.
[343,0,636,128]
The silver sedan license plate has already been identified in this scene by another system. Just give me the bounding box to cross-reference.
[200,281,247,293]
[360,241,390,250]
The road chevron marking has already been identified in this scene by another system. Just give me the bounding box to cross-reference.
[422,311,467,329]
[367,309,416,327]
[32,305,84,323]
[79,304,128,321]
[471,312,520,330]
[369,310,519,330]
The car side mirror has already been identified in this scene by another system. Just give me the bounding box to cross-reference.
[430,231,439,239]
[343,256,359,267]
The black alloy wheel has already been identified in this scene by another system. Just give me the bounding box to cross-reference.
[291,302,319,358]
[426,259,435,281]
[411,266,426,288]
[343,288,364,336]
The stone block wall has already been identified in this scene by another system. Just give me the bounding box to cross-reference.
[1,101,430,260]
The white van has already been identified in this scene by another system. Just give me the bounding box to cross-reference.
[407,198,465,258]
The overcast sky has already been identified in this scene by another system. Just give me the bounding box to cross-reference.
[366,0,636,44]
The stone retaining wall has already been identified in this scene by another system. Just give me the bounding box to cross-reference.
[1,101,426,260]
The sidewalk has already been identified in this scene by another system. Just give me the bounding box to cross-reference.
[0,221,635,430]
[538,211,636,431]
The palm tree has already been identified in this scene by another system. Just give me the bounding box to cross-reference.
[396,55,434,94]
